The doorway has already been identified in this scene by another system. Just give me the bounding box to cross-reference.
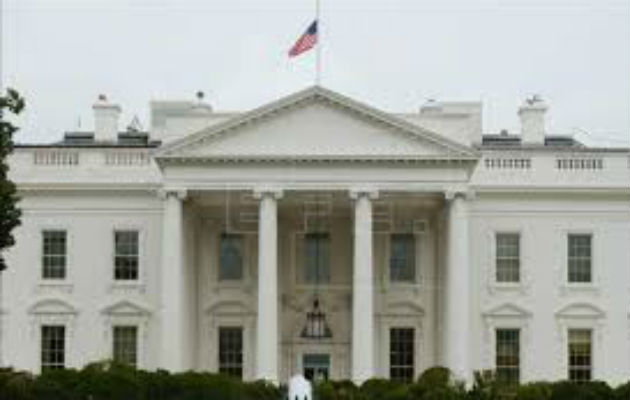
[302,353,330,381]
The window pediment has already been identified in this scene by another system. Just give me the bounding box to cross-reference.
[28,297,78,316]
[382,301,425,317]
[205,300,253,316]
[555,302,605,319]
[483,303,532,319]
[101,299,152,316]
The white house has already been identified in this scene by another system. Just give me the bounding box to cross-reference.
[2,86,629,386]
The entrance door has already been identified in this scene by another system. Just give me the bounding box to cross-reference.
[303,353,330,381]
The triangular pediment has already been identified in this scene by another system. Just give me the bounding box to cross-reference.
[382,300,425,317]
[483,303,532,318]
[204,300,253,316]
[555,302,605,319]
[101,299,152,316]
[156,86,478,163]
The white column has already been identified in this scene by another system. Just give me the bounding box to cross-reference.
[255,189,282,383]
[350,190,376,384]
[444,191,471,383]
[159,189,187,371]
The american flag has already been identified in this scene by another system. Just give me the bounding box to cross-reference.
[289,20,318,57]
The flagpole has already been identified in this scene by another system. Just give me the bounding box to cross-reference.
[315,0,321,86]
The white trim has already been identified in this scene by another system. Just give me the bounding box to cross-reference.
[485,226,530,295]
[108,225,147,294]
[103,317,149,369]
[36,224,74,291]
[559,228,600,295]
[379,320,424,380]
[482,303,532,381]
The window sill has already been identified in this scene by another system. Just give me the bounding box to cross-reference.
[487,280,530,295]
[383,282,422,292]
[108,281,146,294]
[36,281,74,293]
[560,284,600,296]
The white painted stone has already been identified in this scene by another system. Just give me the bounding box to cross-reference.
[0,86,628,385]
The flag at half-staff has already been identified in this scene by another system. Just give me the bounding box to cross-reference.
[288,20,318,57]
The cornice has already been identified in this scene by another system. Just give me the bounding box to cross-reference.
[156,154,480,166]
[471,185,630,196]
[16,182,160,194]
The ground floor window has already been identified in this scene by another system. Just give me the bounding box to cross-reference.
[113,325,138,367]
[219,327,243,378]
[389,327,415,382]
[568,329,592,382]
[303,353,330,381]
[41,325,65,371]
[495,328,520,384]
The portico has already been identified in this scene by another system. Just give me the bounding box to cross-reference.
[153,87,478,383]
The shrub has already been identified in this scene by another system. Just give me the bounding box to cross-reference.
[515,382,553,400]
[613,381,629,400]
[550,380,614,400]
[0,365,626,400]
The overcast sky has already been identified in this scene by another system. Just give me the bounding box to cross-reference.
[2,0,629,146]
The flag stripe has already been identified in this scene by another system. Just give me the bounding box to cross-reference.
[289,20,318,57]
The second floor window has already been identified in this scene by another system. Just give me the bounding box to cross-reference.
[220,233,244,281]
[496,233,520,283]
[390,233,416,283]
[42,230,67,279]
[568,234,592,283]
[114,230,139,280]
[304,233,330,284]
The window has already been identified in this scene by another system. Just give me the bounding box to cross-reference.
[41,325,65,371]
[495,329,520,384]
[220,233,244,281]
[303,353,330,381]
[390,327,414,383]
[496,233,520,283]
[568,234,592,283]
[568,329,592,382]
[42,230,67,279]
[114,230,139,280]
[219,327,243,378]
[390,234,416,283]
[113,326,138,367]
[304,233,330,284]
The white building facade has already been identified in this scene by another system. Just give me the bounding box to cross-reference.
[2,87,629,385]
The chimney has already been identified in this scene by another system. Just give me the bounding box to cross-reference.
[518,95,547,145]
[93,94,121,142]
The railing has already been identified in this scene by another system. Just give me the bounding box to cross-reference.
[104,151,152,166]
[33,151,79,166]
[32,150,152,167]
[484,157,531,170]
[556,158,604,170]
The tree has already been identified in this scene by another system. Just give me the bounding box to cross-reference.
[0,88,24,271]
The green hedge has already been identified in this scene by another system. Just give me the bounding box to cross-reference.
[0,363,628,400]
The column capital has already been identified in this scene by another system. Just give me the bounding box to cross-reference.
[349,187,379,200]
[444,189,475,201]
[253,187,283,200]
[157,188,187,201]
